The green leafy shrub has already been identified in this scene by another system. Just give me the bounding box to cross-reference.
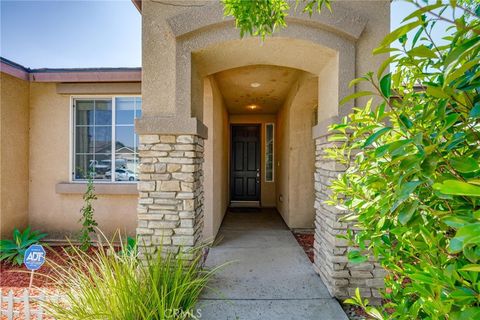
[222,0,480,318]
[324,1,480,319]
[78,170,98,251]
[0,227,47,265]
[45,233,218,320]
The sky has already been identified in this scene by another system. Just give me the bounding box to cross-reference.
[0,0,141,68]
[0,0,444,69]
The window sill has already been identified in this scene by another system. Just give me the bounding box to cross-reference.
[56,182,138,195]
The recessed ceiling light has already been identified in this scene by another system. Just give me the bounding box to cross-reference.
[247,104,258,110]
[250,82,261,88]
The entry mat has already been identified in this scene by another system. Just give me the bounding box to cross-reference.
[228,207,262,213]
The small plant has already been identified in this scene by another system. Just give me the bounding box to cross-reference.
[0,227,47,265]
[78,170,98,251]
[45,232,219,320]
[117,236,137,257]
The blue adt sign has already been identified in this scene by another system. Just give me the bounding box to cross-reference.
[24,244,46,271]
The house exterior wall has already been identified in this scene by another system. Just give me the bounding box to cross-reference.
[28,82,139,238]
[0,72,30,238]
[276,73,317,229]
[203,76,229,240]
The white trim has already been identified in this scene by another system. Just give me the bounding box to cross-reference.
[111,97,116,182]
[70,95,141,183]
[265,123,275,182]
[69,96,74,182]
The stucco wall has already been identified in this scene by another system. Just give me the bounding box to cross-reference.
[288,74,317,228]
[0,72,30,238]
[276,90,291,225]
[276,73,317,229]
[28,82,138,238]
[203,76,229,240]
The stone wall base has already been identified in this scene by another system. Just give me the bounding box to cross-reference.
[313,134,385,304]
[136,134,204,261]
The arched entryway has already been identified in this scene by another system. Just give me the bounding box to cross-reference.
[136,1,386,302]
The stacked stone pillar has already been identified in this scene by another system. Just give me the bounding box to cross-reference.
[313,133,385,303]
[136,134,204,260]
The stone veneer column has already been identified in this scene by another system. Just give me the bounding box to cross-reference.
[313,133,385,303]
[136,134,204,260]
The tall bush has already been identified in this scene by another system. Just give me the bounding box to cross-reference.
[222,0,480,318]
[325,2,480,318]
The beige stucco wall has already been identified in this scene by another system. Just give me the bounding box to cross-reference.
[288,74,317,228]
[203,76,229,240]
[276,73,317,229]
[0,72,30,238]
[28,82,138,238]
[276,100,290,225]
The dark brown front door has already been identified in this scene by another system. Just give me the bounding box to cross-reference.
[230,125,261,201]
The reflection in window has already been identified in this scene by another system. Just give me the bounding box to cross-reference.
[265,123,274,182]
[73,97,141,182]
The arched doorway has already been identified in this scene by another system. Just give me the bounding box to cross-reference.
[136,1,386,302]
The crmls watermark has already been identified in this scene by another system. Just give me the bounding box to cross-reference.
[164,308,202,319]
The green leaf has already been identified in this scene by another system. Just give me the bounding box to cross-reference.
[365,307,384,320]
[399,114,413,129]
[363,127,392,148]
[376,55,398,80]
[339,91,374,105]
[442,215,473,229]
[398,201,419,225]
[379,20,423,48]
[460,264,480,272]
[433,180,480,197]
[347,250,368,264]
[426,86,450,99]
[379,73,391,98]
[348,77,368,88]
[450,157,480,173]
[399,181,423,200]
[449,223,480,253]
[402,3,444,22]
[450,307,480,320]
[470,102,480,119]
[407,45,437,59]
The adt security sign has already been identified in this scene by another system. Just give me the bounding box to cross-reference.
[24,244,46,271]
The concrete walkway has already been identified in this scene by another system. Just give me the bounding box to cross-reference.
[198,208,348,320]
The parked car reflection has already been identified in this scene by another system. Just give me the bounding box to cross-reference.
[105,168,137,181]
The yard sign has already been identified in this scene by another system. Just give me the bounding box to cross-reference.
[24,245,46,271]
[24,244,46,289]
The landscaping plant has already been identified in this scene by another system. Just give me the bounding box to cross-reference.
[223,0,480,318]
[45,232,218,320]
[0,227,47,265]
[78,170,98,251]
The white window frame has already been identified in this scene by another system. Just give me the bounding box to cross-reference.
[265,123,275,182]
[69,95,141,183]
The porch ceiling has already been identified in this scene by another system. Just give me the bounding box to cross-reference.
[214,65,301,114]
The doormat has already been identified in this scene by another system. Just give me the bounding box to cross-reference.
[228,207,261,213]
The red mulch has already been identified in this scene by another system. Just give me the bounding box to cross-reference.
[1,246,70,288]
[1,245,103,288]
[293,232,315,262]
